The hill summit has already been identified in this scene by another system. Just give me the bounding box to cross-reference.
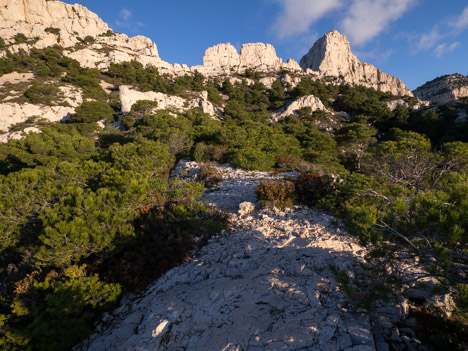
[0,0,412,96]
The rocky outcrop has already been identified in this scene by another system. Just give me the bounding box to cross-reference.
[119,86,220,118]
[0,103,74,132]
[77,162,378,351]
[77,160,427,351]
[413,74,468,104]
[0,126,41,143]
[300,31,412,97]
[198,43,302,76]
[0,0,109,49]
[202,43,241,71]
[0,0,184,74]
[271,94,327,121]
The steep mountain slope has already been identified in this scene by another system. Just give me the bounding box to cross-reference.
[413,73,468,104]
[300,31,412,97]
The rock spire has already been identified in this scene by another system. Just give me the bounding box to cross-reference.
[300,30,412,96]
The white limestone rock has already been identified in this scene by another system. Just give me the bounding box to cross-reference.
[413,73,468,104]
[203,43,240,71]
[0,126,41,143]
[0,0,109,49]
[300,30,412,96]
[200,43,303,76]
[0,72,35,86]
[239,43,282,70]
[119,86,220,118]
[238,202,255,216]
[382,99,409,111]
[271,94,327,121]
[0,103,73,132]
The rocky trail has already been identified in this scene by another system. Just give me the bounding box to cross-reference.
[77,162,413,351]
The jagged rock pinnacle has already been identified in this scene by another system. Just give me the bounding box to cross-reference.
[300,30,412,96]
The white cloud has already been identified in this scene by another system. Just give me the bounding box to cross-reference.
[115,8,143,32]
[273,0,343,39]
[416,6,468,52]
[416,27,444,51]
[341,0,416,46]
[453,6,468,31]
[355,48,394,63]
[120,9,132,21]
[434,42,460,58]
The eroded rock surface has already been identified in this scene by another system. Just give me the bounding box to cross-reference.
[119,86,220,118]
[198,43,302,76]
[78,162,383,351]
[300,31,412,97]
[271,95,328,122]
[413,73,468,104]
[0,0,109,49]
[0,103,74,132]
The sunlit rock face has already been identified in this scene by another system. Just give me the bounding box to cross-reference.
[413,74,468,104]
[300,30,413,96]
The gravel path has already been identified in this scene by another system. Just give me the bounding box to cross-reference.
[78,161,390,351]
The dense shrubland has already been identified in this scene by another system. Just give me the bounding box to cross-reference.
[0,50,467,348]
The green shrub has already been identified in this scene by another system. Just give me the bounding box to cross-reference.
[193,142,212,163]
[275,154,311,172]
[198,163,223,187]
[44,27,60,35]
[167,179,205,206]
[72,101,115,123]
[295,172,336,206]
[230,147,276,171]
[0,37,5,49]
[24,82,60,105]
[14,33,28,44]
[255,178,296,209]
[83,36,95,44]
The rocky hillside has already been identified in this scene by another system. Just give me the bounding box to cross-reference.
[1,1,467,350]
[300,31,412,97]
[76,160,422,351]
[413,73,468,104]
[1,0,415,94]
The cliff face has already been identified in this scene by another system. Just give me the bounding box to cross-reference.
[0,0,182,73]
[413,74,468,104]
[0,0,109,48]
[300,31,412,97]
[197,42,302,75]
[1,1,416,98]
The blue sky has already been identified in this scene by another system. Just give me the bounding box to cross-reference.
[68,0,468,90]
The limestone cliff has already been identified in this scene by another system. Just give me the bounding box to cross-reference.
[413,74,468,104]
[300,31,412,96]
[0,0,109,48]
[197,43,302,76]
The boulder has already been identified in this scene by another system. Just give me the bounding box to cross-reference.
[119,86,220,118]
[271,94,327,121]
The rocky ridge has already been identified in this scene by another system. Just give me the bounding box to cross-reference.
[300,31,412,97]
[76,160,428,351]
[194,42,302,76]
[413,73,468,104]
[1,0,415,98]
